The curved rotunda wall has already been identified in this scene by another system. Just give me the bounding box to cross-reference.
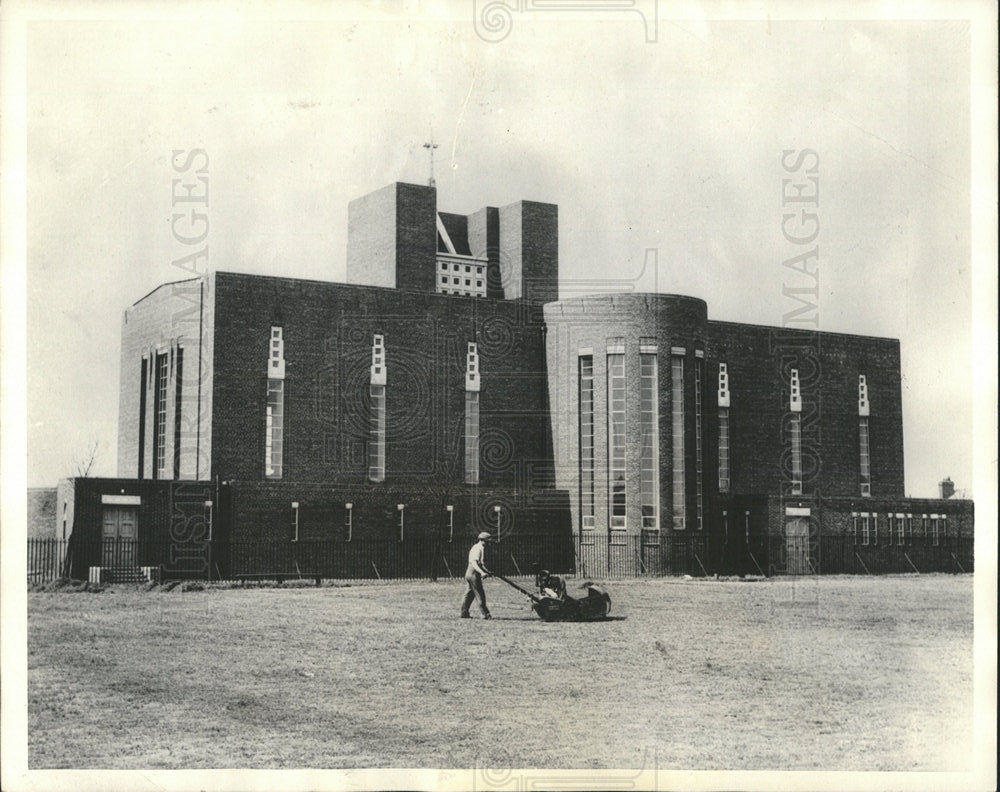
[544,294,708,537]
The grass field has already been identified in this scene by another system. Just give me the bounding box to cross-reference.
[27,574,973,770]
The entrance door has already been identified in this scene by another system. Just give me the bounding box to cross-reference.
[785,517,810,574]
[102,506,138,568]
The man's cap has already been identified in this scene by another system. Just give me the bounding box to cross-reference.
[477,532,492,540]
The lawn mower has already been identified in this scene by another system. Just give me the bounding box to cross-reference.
[491,568,611,621]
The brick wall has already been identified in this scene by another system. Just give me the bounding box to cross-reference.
[210,272,555,496]
[345,182,438,294]
[223,479,571,543]
[467,206,503,300]
[27,488,57,539]
[544,298,908,540]
[706,321,905,500]
[61,477,215,578]
[498,200,559,303]
[544,294,709,536]
[118,277,213,480]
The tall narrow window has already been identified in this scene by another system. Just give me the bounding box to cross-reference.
[861,513,870,546]
[607,341,626,530]
[858,375,871,496]
[266,327,285,479]
[153,352,168,479]
[789,368,802,495]
[896,513,905,545]
[851,513,858,545]
[639,348,659,532]
[368,334,386,482]
[718,363,730,493]
[694,353,703,530]
[464,342,481,484]
[931,515,940,547]
[859,417,871,496]
[578,355,595,531]
[138,357,148,478]
[671,349,685,530]
[887,514,895,545]
[464,392,480,483]
[265,380,284,478]
[172,347,184,479]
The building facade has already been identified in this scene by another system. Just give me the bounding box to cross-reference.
[52,181,972,580]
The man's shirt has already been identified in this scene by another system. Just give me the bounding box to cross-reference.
[466,541,487,577]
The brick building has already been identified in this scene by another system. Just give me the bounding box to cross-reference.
[53,180,973,580]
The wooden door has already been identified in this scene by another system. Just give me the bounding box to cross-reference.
[102,506,138,567]
[785,517,811,574]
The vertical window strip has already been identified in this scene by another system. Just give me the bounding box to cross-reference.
[172,347,184,479]
[718,407,730,493]
[154,353,168,479]
[897,514,905,545]
[266,326,286,480]
[861,514,870,546]
[671,354,685,530]
[138,357,147,478]
[368,383,385,482]
[464,342,480,484]
[578,356,595,530]
[607,353,626,530]
[265,379,284,478]
[694,358,703,530]
[859,416,871,496]
[368,333,386,482]
[464,391,480,484]
[718,362,730,494]
[789,413,803,495]
[639,353,659,532]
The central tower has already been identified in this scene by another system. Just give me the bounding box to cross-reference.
[345,181,558,303]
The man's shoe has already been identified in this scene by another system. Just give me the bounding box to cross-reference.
[460,613,471,618]
[483,613,492,620]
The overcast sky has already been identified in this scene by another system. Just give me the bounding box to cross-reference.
[20,6,984,497]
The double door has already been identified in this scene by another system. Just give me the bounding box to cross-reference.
[102,506,138,567]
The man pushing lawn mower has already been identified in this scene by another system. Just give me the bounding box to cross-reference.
[459,531,612,621]
[460,532,494,619]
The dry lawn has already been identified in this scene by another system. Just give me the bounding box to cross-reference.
[27,574,973,770]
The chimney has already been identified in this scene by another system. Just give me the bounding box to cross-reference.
[939,477,955,499]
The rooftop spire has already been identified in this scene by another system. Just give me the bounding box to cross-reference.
[422,133,439,188]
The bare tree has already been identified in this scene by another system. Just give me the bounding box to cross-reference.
[73,440,100,477]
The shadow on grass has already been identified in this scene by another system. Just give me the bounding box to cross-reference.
[487,615,628,622]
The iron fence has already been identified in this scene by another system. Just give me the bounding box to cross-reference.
[27,533,973,586]
[26,534,577,585]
